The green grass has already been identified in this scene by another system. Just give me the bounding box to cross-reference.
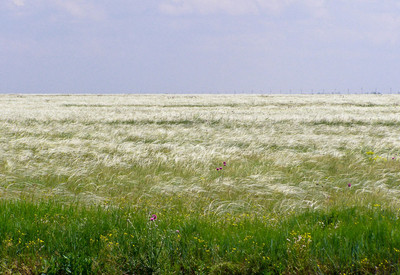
[1,199,400,274]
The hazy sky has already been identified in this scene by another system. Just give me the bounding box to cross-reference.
[1,0,400,93]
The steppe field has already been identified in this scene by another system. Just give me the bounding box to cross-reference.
[2,94,400,274]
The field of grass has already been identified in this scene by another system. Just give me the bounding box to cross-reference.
[1,94,400,274]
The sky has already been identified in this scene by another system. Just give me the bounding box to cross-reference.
[1,0,400,94]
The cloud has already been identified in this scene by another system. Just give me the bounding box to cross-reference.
[52,0,106,20]
[159,0,257,15]
[3,0,106,20]
[329,1,400,46]
[12,0,24,7]
[158,0,327,16]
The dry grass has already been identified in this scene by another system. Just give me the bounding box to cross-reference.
[1,94,400,214]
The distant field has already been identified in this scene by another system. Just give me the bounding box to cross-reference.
[1,94,400,274]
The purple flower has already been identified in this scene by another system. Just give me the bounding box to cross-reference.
[219,167,223,170]
[348,183,351,187]
[176,230,180,233]
[223,162,227,166]
[150,214,157,221]
[216,168,220,171]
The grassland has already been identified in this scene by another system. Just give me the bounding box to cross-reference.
[1,94,400,274]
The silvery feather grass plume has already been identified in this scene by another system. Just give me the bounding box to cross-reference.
[1,94,400,212]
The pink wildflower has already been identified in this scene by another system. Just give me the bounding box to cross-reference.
[348,183,351,187]
[223,162,227,166]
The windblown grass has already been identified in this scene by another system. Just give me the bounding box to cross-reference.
[1,94,400,273]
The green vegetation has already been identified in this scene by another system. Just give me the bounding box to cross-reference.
[1,200,400,274]
[1,94,400,273]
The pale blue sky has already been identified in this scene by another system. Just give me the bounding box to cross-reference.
[1,0,400,93]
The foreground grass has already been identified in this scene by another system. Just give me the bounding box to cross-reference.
[1,199,400,274]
